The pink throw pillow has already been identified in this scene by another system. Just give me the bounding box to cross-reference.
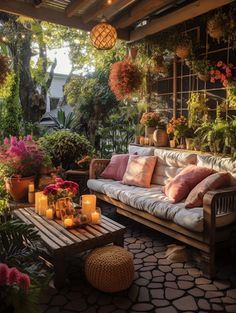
[185,172,231,208]
[100,154,130,181]
[163,165,214,203]
[122,155,157,188]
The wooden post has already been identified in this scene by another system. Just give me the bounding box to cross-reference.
[173,56,177,118]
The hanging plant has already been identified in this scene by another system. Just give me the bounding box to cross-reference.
[210,61,233,87]
[109,58,143,100]
[0,55,10,85]
[207,11,227,42]
[175,34,192,59]
[227,81,236,109]
[190,59,212,81]
[152,53,168,75]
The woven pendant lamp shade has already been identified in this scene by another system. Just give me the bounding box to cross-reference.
[90,22,117,50]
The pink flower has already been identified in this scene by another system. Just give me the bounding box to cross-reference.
[10,136,17,145]
[26,134,33,141]
[216,61,223,67]
[223,79,228,87]
[210,78,215,83]
[8,267,20,286]
[4,137,10,145]
[0,263,9,286]
[18,273,30,290]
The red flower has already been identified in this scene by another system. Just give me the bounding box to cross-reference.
[18,273,30,290]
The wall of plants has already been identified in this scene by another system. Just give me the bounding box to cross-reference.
[151,3,236,119]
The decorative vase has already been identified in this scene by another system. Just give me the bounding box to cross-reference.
[153,126,168,147]
[145,126,156,137]
[5,176,35,201]
[185,138,194,150]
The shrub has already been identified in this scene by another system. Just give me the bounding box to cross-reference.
[39,130,93,170]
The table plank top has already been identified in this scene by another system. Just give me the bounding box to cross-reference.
[14,208,126,252]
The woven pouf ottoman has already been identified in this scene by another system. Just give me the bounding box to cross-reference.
[85,245,134,293]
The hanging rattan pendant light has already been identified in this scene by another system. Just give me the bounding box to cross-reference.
[90,19,117,50]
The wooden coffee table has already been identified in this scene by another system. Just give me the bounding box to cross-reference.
[14,207,126,288]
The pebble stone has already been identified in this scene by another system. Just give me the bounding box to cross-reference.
[39,206,236,313]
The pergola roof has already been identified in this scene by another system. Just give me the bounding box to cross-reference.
[0,0,233,42]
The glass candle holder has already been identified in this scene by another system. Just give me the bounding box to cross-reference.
[63,215,74,228]
[91,207,101,224]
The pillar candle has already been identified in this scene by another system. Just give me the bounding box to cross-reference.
[38,195,48,216]
[64,217,73,228]
[46,208,54,220]
[28,183,35,192]
[91,211,101,224]
[81,195,96,216]
[35,191,43,214]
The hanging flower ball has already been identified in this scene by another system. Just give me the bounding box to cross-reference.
[108,58,142,100]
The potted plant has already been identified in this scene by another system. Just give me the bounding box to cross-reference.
[0,135,48,201]
[167,116,189,149]
[187,92,208,130]
[109,57,143,100]
[140,111,163,138]
[207,11,227,42]
[43,177,78,218]
[210,60,234,87]
[190,59,212,81]
[175,34,192,59]
[134,124,144,144]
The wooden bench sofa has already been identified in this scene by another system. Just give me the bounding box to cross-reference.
[88,145,236,277]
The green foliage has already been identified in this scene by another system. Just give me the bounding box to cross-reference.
[195,117,236,157]
[0,71,15,99]
[39,130,94,170]
[1,74,21,137]
[187,92,208,129]
[49,109,75,130]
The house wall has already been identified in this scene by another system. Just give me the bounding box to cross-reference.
[46,73,67,112]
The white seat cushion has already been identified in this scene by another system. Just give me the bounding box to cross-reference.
[87,179,236,233]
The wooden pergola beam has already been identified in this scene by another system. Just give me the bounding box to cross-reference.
[0,0,130,40]
[66,0,89,18]
[104,0,136,19]
[130,0,234,42]
[114,0,174,29]
[83,0,120,23]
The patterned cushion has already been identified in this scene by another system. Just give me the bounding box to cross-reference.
[152,149,197,185]
[87,179,236,232]
[197,155,236,186]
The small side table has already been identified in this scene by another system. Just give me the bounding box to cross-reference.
[65,170,89,194]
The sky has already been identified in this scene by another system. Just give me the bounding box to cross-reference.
[47,47,72,75]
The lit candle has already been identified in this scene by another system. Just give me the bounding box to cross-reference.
[35,191,43,214]
[46,208,54,220]
[91,211,101,224]
[28,183,35,192]
[38,195,48,216]
[81,195,96,216]
[64,217,73,228]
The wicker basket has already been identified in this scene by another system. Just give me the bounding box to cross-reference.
[85,246,134,293]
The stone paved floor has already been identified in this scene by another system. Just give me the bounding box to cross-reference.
[39,205,236,313]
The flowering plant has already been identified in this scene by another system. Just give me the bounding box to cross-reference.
[210,61,233,87]
[167,116,189,139]
[109,58,142,100]
[0,135,47,178]
[140,112,165,127]
[43,177,79,203]
[0,263,31,313]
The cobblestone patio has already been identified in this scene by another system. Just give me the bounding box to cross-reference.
[39,205,236,313]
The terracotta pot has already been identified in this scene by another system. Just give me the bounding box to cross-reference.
[197,73,210,82]
[135,136,140,144]
[153,127,168,147]
[145,126,156,137]
[175,46,191,59]
[5,176,35,201]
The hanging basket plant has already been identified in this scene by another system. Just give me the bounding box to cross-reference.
[152,54,167,74]
[0,54,10,85]
[175,34,192,59]
[190,59,212,82]
[207,12,227,42]
[109,58,143,100]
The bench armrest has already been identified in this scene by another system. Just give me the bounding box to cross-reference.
[203,187,236,242]
[89,159,110,179]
